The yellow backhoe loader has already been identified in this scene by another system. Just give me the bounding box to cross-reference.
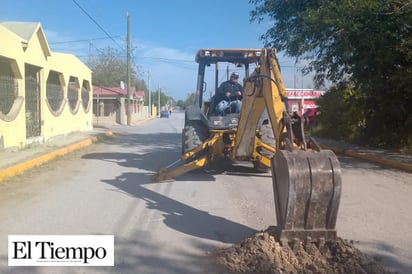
[155,48,342,245]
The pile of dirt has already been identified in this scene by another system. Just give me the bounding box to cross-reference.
[215,227,393,274]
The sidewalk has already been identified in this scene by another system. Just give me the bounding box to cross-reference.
[317,137,412,173]
[0,127,113,182]
[0,117,157,182]
[0,124,411,182]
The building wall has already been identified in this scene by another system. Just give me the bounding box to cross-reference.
[92,97,153,126]
[42,53,92,141]
[0,22,92,150]
[92,86,151,125]
[0,25,27,149]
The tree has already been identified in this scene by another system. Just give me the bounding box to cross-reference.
[86,46,147,91]
[169,93,195,109]
[316,86,365,141]
[150,88,173,110]
[250,0,412,149]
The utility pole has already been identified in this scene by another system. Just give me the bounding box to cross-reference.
[147,71,151,117]
[126,13,132,125]
[88,40,92,64]
[158,86,161,117]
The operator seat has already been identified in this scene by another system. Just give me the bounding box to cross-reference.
[206,95,217,117]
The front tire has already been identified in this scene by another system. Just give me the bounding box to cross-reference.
[182,120,208,154]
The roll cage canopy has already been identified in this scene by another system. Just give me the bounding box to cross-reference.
[194,48,266,108]
[195,48,263,65]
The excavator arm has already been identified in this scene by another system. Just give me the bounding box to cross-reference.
[234,48,289,158]
[235,48,342,244]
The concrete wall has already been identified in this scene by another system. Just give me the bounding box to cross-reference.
[0,25,26,149]
[42,53,92,140]
[93,104,154,126]
[0,22,92,150]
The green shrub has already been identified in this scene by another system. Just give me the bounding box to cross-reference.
[315,86,365,142]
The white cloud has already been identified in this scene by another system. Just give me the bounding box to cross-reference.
[135,41,198,100]
[44,29,90,59]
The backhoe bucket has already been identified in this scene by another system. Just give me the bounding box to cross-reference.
[270,149,341,245]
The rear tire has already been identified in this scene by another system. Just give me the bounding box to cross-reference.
[253,121,275,173]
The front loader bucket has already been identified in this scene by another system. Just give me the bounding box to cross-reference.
[270,149,341,245]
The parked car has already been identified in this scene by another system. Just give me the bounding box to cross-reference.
[160,110,170,118]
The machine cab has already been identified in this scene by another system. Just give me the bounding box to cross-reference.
[192,49,262,129]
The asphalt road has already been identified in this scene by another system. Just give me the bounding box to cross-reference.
[0,112,411,273]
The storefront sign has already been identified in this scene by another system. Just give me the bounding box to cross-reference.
[286,89,324,99]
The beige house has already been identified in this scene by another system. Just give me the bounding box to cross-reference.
[93,86,152,125]
[0,21,92,150]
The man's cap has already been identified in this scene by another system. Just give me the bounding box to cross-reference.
[230,72,239,79]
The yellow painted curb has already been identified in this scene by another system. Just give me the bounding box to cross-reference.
[134,117,156,126]
[321,144,412,173]
[0,131,113,182]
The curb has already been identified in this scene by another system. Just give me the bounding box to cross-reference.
[0,115,156,183]
[134,116,156,126]
[0,131,113,182]
[321,144,412,173]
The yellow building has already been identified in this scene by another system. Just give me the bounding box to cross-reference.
[0,21,92,150]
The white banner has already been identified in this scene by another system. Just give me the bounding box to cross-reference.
[8,235,114,266]
[286,89,325,99]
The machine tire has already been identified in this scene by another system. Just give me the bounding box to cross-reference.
[182,120,208,154]
[253,121,275,173]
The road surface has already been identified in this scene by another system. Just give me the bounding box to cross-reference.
[0,112,411,273]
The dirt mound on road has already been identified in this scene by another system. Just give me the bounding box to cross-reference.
[215,227,392,274]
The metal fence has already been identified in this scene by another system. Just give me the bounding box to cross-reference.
[68,86,79,111]
[46,82,64,112]
[81,87,90,111]
[0,75,18,115]
[25,76,41,137]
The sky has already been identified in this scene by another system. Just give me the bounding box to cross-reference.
[1,0,315,100]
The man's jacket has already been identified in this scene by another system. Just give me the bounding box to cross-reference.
[215,80,243,103]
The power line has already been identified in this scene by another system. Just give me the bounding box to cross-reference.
[89,42,111,56]
[71,0,124,51]
[140,56,193,63]
[49,36,122,45]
